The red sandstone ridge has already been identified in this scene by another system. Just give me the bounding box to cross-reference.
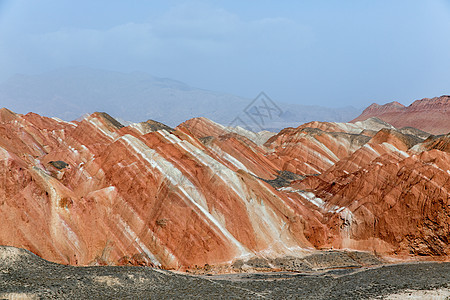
[351,95,450,135]
[0,109,449,269]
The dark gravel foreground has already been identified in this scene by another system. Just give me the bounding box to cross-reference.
[1,247,450,299]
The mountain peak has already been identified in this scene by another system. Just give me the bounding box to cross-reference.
[351,95,450,134]
[360,101,405,115]
[0,107,17,123]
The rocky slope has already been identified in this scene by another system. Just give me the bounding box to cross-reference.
[351,95,450,134]
[0,108,449,270]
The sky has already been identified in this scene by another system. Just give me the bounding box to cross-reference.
[0,0,449,108]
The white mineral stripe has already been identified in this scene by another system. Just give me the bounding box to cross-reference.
[120,134,249,256]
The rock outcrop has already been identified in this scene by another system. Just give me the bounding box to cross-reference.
[0,108,449,270]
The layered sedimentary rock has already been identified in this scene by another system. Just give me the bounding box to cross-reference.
[294,128,450,255]
[351,95,450,134]
[0,110,322,268]
[0,108,449,269]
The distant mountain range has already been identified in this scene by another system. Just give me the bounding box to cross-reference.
[0,67,361,131]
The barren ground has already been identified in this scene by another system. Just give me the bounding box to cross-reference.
[1,246,449,299]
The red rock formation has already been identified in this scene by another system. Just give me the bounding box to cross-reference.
[293,128,450,256]
[0,110,326,268]
[0,108,449,269]
[351,95,450,135]
[412,134,450,153]
[314,149,450,256]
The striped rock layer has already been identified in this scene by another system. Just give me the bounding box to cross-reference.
[0,107,449,269]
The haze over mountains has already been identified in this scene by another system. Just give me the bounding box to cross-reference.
[0,67,362,131]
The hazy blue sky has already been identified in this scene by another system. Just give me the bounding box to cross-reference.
[0,0,449,107]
